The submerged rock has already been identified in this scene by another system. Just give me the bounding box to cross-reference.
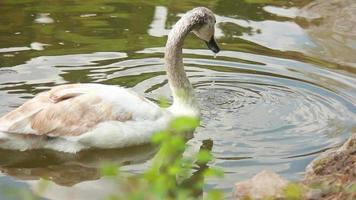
[233,170,288,199]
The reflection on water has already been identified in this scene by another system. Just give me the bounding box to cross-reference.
[0,145,156,186]
[0,0,355,199]
[297,0,356,66]
[0,145,157,200]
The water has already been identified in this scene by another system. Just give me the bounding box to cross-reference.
[0,0,355,199]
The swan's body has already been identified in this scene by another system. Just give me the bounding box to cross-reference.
[0,84,170,152]
[0,7,219,153]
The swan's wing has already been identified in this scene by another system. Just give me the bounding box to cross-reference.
[0,84,161,137]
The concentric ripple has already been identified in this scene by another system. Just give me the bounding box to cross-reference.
[180,57,354,192]
[197,77,354,136]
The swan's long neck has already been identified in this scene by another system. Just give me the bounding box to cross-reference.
[165,14,199,117]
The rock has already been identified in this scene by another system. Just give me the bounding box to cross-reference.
[305,188,322,200]
[304,133,356,182]
[304,133,356,199]
[233,170,288,200]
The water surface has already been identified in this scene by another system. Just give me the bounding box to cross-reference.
[0,0,355,199]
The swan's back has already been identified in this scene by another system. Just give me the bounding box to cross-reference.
[0,84,168,152]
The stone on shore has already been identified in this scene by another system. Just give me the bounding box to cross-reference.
[233,170,288,199]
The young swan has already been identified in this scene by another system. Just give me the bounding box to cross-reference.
[0,7,220,153]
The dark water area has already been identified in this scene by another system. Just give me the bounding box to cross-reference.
[0,0,355,199]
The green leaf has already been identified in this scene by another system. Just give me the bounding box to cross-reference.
[170,116,200,133]
[152,131,168,144]
[283,183,304,199]
[168,165,181,175]
[207,189,223,200]
[204,168,224,178]
[196,150,213,163]
[170,136,186,150]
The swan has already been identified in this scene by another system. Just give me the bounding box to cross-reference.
[0,7,220,153]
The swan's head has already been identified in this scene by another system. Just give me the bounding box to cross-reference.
[190,7,220,53]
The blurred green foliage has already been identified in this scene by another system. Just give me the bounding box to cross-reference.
[283,183,304,200]
[100,116,224,200]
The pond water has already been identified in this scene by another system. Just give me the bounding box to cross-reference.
[0,0,355,199]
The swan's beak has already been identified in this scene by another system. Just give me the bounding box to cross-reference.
[206,36,220,53]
